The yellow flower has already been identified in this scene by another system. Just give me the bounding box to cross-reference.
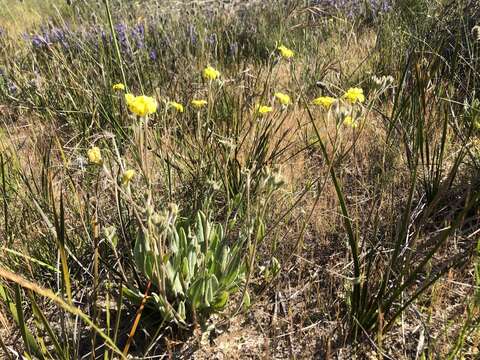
[112,83,125,91]
[87,146,102,165]
[203,66,220,80]
[312,96,336,109]
[274,92,291,105]
[343,116,358,128]
[168,101,184,113]
[125,93,135,104]
[277,45,294,59]
[343,87,365,104]
[191,99,208,108]
[121,169,136,185]
[256,105,273,115]
[125,94,158,117]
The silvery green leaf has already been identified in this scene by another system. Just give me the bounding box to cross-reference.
[271,257,281,276]
[256,219,265,241]
[122,286,144,304]
[213,290,229,310]
[204,278,213,307]
[179,227,187,250]
[134,232,154,280]
[189,278,203,309]
[196,212,204,243]
[170,229,179,253]
[103,225,118,249]
[177,301,186,321]
[211,274,219,292]
[165,262,176,283]
[220,247,229,274]
[188,248,197,276]
[200,211,209,246]
[242,290,251,310]
[173,275,183,296]
[182,257,189,279]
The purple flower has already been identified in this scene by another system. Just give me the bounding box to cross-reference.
[131,23,145,49]
[311,0,393,18]
[149,49,158,61]
[115,23,129,49]
[188,24,197,45]
[31,34,48,48]
[206,33,217,46]
[7,81,17,95]
[228,42,239,57]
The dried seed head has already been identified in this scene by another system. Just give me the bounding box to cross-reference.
[167,203,179,216]
[472,25,480,41]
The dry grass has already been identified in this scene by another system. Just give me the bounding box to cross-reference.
[0,0,67,35]
[1,1,480,359]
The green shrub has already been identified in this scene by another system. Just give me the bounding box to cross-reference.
[125,207,246,326]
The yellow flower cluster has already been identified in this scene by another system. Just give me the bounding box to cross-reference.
[168,98,208,110]
[312,88,366,109]
[310,88,365,129]
[87,146,102,165]
[343,116,358,128]
[121,169,136,185]
[112,83,125,91]
[125,93,158,117]
[191,99,208,108]
[256,105,273,115]
[278,45,294,59]
[86,145,137,185]
[312,96,336,109]
[168,101,184,113]
[203,66,220,80]
[274,92,291,105]
[254,91,293,115]
[343,87,365,104]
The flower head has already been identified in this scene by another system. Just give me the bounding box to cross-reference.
[343,116,358,128]
[125,94,158,116]
[312,96,336,109]
[473,25,480,41]
[125,93,135,104]
[343,87,365,104]
[87,146,102,165]
[203,65,220,80]
[274,92,291,106]
[112,83,125,91]
[277,45,294,59]
[168,101,184,113]
[256,105,273,115]
[121,169,136,185]
[372,75,394,87]
[191,99,208,108]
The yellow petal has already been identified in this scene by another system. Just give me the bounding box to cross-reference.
[87,146,102,165]
[256,105,273,115]
[277,45,294,59]
[112,83,125,91]
[121,169,136,185]
[191,99,208,108]
[312,96,336,109]
[274,92,291,105]
[202,66,220,80]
